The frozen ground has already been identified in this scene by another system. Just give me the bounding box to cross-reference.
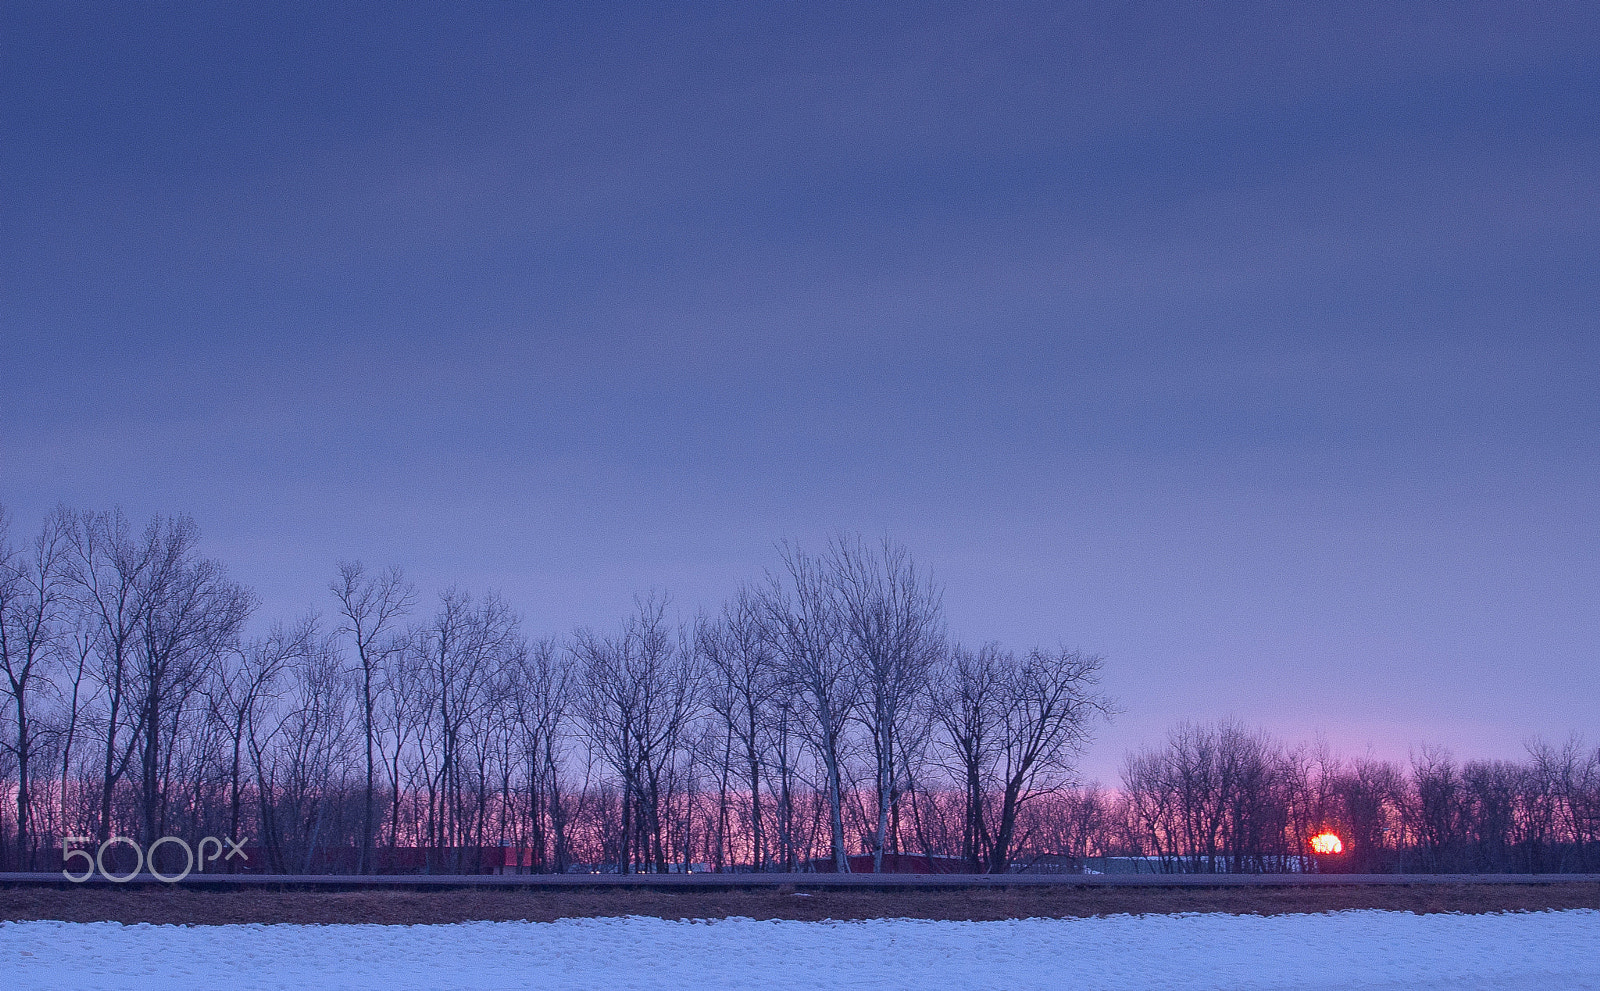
[4,910,1597,990]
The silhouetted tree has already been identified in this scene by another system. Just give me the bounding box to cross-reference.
[330,561,415,873]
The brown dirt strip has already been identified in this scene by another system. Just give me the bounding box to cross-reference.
[2,883,1597,925]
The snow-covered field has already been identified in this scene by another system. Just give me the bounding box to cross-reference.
[4,910,1597,990]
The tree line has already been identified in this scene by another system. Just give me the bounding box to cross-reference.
[1118,721,1600,873]
[1,505,1595,874]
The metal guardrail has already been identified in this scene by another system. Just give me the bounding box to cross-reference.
[1,871,1597,890]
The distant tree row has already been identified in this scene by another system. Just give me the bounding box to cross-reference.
[1,505,1596,874]
[1118,722,1600,873]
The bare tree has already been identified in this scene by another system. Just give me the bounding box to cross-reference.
[253,632,353,873]
[932,643,1005,869]
[937,645,1110,873]
[65,509,156,841]
[760,673,808,870]
[758,545,854,872]
[0,507,71,866]
[1122,721,1317,874]
[55,614,102,840]
[508,638,571,872]
[378,628,430,860]
[64,511,251,844]
[982,647,1108,873]
[1527,737,1600,872]
[830,536,943,872]
[1328,756,1406,873]
[573,594,702,872]
[330,562,415,873]
[416,589,519,870]
[1462,759,1521,871]
[1410,745,1465,871]
[697,587,779,870]
[130,517,253,843]
[208,618,315,855]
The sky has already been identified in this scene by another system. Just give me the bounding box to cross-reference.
[3,2,1597,782]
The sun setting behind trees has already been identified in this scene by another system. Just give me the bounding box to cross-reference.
[1,505,1597,876]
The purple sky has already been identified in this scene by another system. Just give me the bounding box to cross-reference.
[4,3,1597,782]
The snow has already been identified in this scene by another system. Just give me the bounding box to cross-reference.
[4,910,1597,990]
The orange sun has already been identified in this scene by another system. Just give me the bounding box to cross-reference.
[1310,832,1344,855]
